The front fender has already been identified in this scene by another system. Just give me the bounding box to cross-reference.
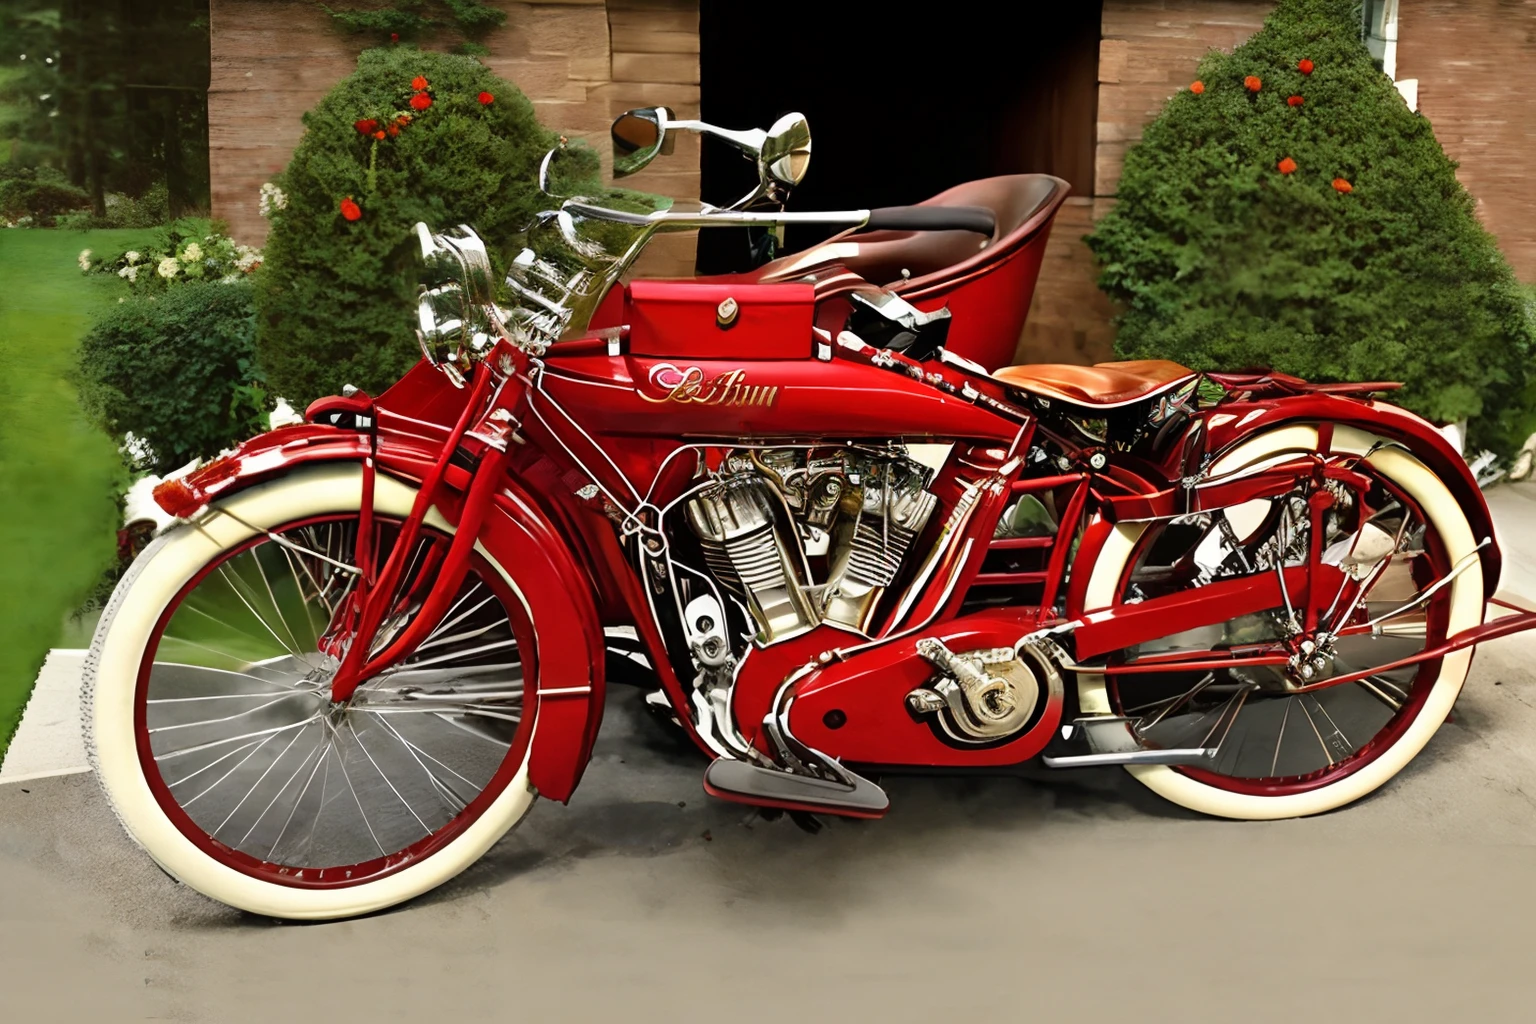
[485,476,606,803]
[153,424,607,803]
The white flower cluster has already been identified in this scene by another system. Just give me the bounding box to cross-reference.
[234,245,261,272]
[157,256,180,279]
[258,182,287,218]
[182,241,203,262]
[118,264,139,284]
[77,248,92,271]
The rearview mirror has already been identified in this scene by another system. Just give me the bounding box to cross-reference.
[760,112,811,188]
[611,107,673,177]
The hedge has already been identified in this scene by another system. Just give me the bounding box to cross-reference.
[77,281,270,475]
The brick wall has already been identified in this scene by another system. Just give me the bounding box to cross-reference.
[1397,0,1536,282]
[1017,0,1273,367]
[208,0,700,276]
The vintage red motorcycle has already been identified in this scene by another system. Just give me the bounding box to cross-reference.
[84,107,1536,919]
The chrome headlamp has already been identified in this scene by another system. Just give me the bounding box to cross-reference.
[415,222,501,381]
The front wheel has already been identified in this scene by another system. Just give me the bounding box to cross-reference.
[1078,424,1485,820]
[84,465,539,919]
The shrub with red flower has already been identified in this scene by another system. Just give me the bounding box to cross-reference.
[257,48,568,406]
[409,92,432,112]
[340,196,362,221]
[478,91,495,105]
[354,118,379,135]
[411,75,429,91]
[1190,81,1204,95]
[1086,0,1536,456]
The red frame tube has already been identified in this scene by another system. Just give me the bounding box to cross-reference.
[330,363,495,702]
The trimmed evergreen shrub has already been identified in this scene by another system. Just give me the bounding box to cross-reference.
[0,166,91,226]
[78,282,270,475]
[1086,0,1535,452]
[254,47,559,405]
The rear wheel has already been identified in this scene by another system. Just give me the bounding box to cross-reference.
[85,465,539,919]
[1078,425,1484,820]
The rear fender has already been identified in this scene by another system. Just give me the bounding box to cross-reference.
[153,425,607,803]
[1201,395,1501,598]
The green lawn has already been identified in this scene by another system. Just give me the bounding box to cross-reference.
[0,228,155,764]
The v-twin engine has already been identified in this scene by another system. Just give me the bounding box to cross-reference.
[685,448,938,641]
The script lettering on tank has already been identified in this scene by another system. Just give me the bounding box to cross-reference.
[638,363,779,407]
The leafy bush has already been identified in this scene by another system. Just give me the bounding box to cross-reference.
[77,281,272,475]
[56,183,173,230]
[0,166,91,226]
[255,47,559,404]
[322,0,507,42]
[83,223,262,292]
[1086,0,1535,453]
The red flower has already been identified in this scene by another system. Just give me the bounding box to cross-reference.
[1332,177,1353,193]
[390,32,399,43]
[1299,58,1314,75]
[1287,94,1304,107]
[1278,157,1298,175]
[353,118,378,135]
[409,92,432,112]
[478,91,494,105]
[1190,80,1205,95]
[387,123,400,137]
[373,129,386,140]
[1244,75,1262,92]
[340,196,362,221]
[411,75,429,91]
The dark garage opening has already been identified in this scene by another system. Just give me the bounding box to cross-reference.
[696,1,1102,273]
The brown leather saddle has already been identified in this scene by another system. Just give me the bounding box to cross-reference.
[993,359,1196,409]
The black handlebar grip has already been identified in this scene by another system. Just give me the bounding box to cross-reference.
[861,205,996,236]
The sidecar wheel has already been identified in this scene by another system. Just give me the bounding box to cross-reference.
[83,464,539,920]
[1077,425,1484,820]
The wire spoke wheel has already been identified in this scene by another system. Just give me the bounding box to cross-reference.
[1079,425,1484,819]
[136,515,533,885]
[86,467,553,918]
[1112,482,1448,792]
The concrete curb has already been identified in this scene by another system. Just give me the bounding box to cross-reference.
[1,650,89,785]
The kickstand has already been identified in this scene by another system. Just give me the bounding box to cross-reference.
[789,811,824,834]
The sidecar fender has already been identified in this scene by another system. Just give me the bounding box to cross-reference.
[152,425,607,803]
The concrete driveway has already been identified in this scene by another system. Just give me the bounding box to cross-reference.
[6,489,1536,1021]
[5,637,1536,1022]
